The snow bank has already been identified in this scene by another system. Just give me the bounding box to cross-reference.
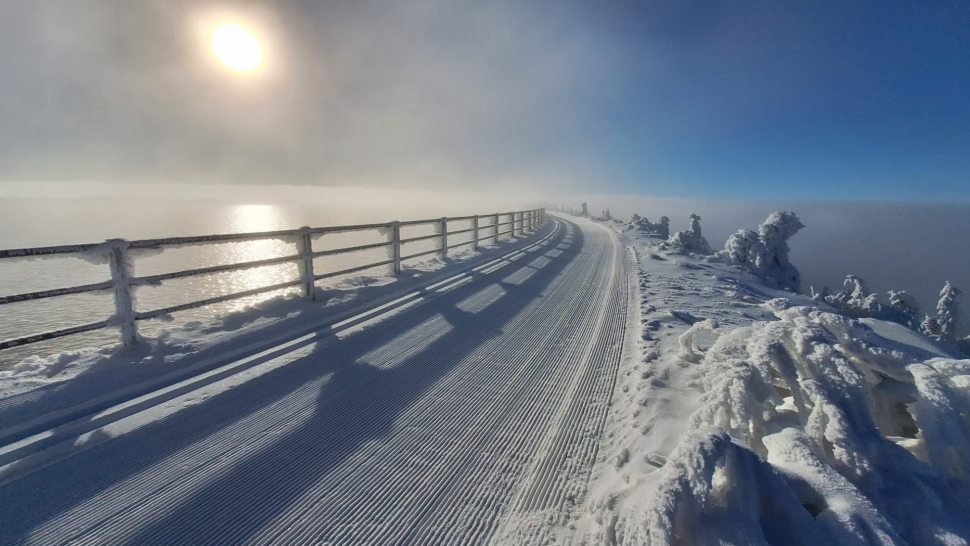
[613,305,970,545]
[721,211,804,292]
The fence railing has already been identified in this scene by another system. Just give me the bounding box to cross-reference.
[0,208,545,351]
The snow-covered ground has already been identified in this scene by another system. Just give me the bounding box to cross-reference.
[2,212,969,546]
[0,216,630,545]
[578,215,970,546]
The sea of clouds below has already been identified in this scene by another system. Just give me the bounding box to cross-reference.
[577,193,970,336]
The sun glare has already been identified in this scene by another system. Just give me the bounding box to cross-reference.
[210,22,263,73]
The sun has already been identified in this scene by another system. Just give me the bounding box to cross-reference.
[210,22,264,73]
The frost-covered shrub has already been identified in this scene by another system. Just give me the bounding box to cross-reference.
[614,306,970,545]
[632,215,670,239]
[667,213,712,254]
[825,275,879,314]
[888,289,919,316]
[814,276,921,330]
[723,229,759,263]
[720,211,804,291]
[922,281,963,344]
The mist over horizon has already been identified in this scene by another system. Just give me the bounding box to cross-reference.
[3,181,968,339]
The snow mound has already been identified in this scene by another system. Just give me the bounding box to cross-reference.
[616,306,970,545]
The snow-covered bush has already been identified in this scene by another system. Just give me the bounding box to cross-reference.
[723,229,759,263]
[631,215,670,239]
[720,211,804,291]
[614,306,970,545]
[888,289,919,316]
[922,281,963,344]
[821,275,879,314]
[667,213,712,254]
[813,276,922,330]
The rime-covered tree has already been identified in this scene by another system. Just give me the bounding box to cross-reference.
[719,211,804,291]
[655,216,670,239]
[888,289,919,316]
[668,213,712,254]
[922,281,962,343]
[724,229,759,264]
[844,275,879,313]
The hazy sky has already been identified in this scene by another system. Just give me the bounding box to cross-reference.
[2,1,968,200]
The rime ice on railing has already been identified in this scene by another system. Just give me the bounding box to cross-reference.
[0,208,545,351]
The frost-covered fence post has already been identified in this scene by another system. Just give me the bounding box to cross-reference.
[472,216,480,251]
[107,241,138,346]
[296,227,316,301]
[514,212,521,236]
[438,217,448,260]
[389,221,402,275]
[493,213,500,244]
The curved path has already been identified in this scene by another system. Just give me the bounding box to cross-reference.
[0,217,628,546]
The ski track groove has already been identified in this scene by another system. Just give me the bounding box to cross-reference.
[1,218,629,546]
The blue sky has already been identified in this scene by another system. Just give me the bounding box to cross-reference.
[1,1,968,201]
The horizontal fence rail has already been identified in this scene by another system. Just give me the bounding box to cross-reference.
[0,208,546,351]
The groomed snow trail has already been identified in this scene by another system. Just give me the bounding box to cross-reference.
[0,216,627,546]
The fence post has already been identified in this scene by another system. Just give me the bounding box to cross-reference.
[472,216,479,251]
[390,221,402,275]
[108,241,138,346]
[438,217,448,260]
[516,212,522,236]
[296,227,316,301]
[493,213,500,244]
